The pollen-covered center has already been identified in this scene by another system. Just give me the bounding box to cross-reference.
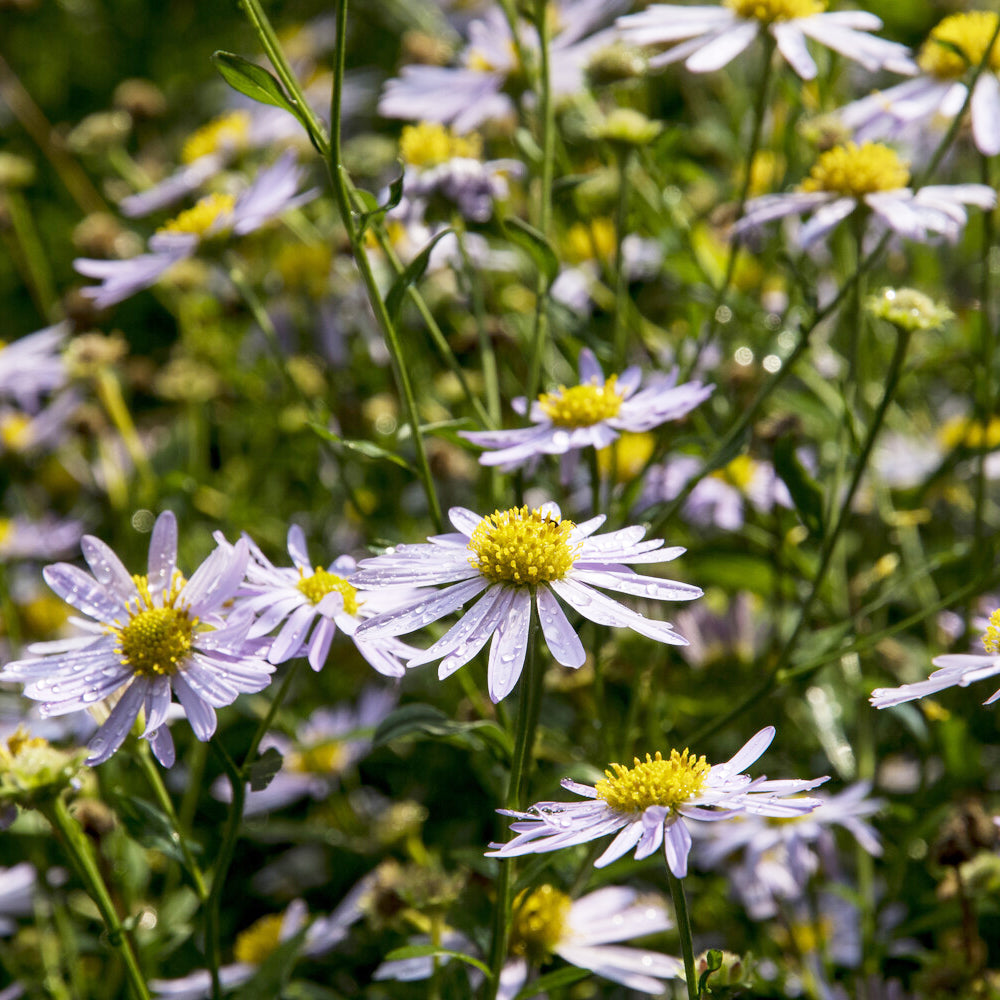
[157,192,236,238]
[800,142,909,197]
[725,0,824,23]
[233,913,284,965]
[509,885,571,965]
[296,567,359,615]
[400,121,483,167]
[918,12,1000,79]
[596,748,712,814]
[981,608,1000,655]
[181,111,252,164]
[288,740,349,775]
[468,506,578,585]
[538,376,623,428]
[113,574,194,677]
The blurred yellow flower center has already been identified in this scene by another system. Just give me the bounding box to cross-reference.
[233,913,284,965]
[158,193,236,238]
[0,413,31,452]
[713,454,758,491]
[114,574,194,677]
[596,748,712,813]
[181,111,252,164]
[725,0,824,23]
[289,740,349,775]
[0,519,10,547]
[539,376,623,428]
[509,885,571,964]
[918,12,1000,79]
[597,431,655,483]
[399,121,482,167]
[562,218,616,264]
[468,506,578,585]
[275,242,332,297]
[800,142,910,196]
[981,609,1000,655]
[297,567,359,615]
[937,414,1000,450]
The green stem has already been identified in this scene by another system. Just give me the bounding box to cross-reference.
[666,870,698,1000]
[5,189,58,318]
[246,658,302,766]
[612,148,632,369]
[42,796,150,1000]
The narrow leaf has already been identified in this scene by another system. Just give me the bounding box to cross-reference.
[385,228,455,320]
[382,944,492,978]
[308,423,414,472]
[502,217,559,287]
[512,966,589,999]
[773,436,825,537]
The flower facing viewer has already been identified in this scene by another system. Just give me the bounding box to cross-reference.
[353,503,701,703]
[487,727,827,877]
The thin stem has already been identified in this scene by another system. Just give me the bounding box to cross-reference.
[245,658,302,767]
[666,870,698,1000]
[4,189,58,318]
[94,368,155,498]
[612,148,632,369]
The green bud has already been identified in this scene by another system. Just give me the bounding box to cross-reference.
[66,111,132,155]
[0,727,87,816]
[867,287,954,332]
[0,152,36,189]
[592,107,662,147]
[586,42,649,85]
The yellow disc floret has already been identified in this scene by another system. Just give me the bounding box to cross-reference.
[539,376,624,428]
[918,12,1000,80]
[800,142,909,196]
[509,885,572,965]
[288,740,349,775]
[713,454,758,492]
[982,608,1000,655]
[468,506,578,585]
[725,0,824,24]
[113,574,194,677]
[181,111,252,164]
[296,567,360,615]
[233,913,284,965]
[596,748,712,814]
[157,192,236,238]
[399,121,483,167]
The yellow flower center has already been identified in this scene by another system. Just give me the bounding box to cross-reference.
[0,413,31,452]
[539,376,624,428]
[918,12,1000,80]
[712,454,758,491]
[112,574,195,677]
[982,609,1000,655]
[288,740,349,775]
[233,913,284,965]
[509,885,572,965]
[800,142,910,197]
[595,748,712,814]
[0,519,11,547]
[157,192,236,238]
[597,431,656,483]
[181,111,252,164]
[468,506,578,586]
[399,121,483,167]
[296,567,359,615]
[937,415,1000,451]
[562,218,616,265]
[275,242,332,297]
[725,0,824,24]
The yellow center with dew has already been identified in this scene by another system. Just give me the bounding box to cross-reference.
[181,111,252,164]
[509,885,572,965]
[288,740,349,775]
[233,913,284,965]
[919,12,1000,79]
[296,567,360,615]
[596,748,712,813]
[399,121,483,167]
[800,142,909,197]
[112,574,195,677]
[725,0,824,23]
[468,506,578,586]
[982,609,1000,655]
[539,376,624,428]
[157,192,236,238]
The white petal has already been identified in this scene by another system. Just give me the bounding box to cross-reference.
[720,726,775,774]
[536,586,586,668]
[356,577,490,638]
[147,511,178,598]
[88,679,147,765]
[663,819,692,877]
[287,524,311,571]
[173,671,217,741]
[550,578,687,645]
[972,72,1000,156]
[685,21,758,73]
[487,587,531,702]
[772,23,817,79]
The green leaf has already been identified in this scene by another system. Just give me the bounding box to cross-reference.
[307,423,415,472]
[382,944,492,978]
[502,217,559,288]
[385,228,455,321]
[773,436,825,538]
[231,925,308,1000]
[246,746,283,792]
[698,948,723,995]
[211,52,311,134]
[356,165,405,236]
[373,703,512,756]
[112,794,201,873]
[512,966,590,999]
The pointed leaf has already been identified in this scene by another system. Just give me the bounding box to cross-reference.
[385,228,455,321]
[773,436,825,538]
[502,217,559,288]
[246,746,283,792]
[382,944,492,978]
[308,423,415,471]
[512,966,589,999]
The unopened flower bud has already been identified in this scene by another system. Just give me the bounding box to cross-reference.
[592,108,662,147]
[0,152,36,189]
[586,42,648,85]
[112,78,167,120]
[66,111,132,155]
[867,287,954,332]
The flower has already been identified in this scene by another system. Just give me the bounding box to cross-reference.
[839,11,1000,157]
[460,349,712,471]
[0,324,68,412]
[1,511,275,767]
[0,515,84,562]
[74,152,316,307]
[732,141,996,249]
[353,503,701,703]
[616,0,915,80]
[487,727,827,877]
[0,863,35,937]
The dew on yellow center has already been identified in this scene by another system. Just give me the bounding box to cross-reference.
[399,121,483,167]
[509,885,571,965]
[157,192,236,238]
[982,608,1000,655]
[712,454,758,492]
[800,142,910,197]
[468,506,578,586]
[233,913,284,965]
[918,12,1000,80]
[296,567,359,615]
[725,0,824,24]
[539,376,624,428]
[112,574,195,677]
[0,413,31,452]
[596,748,712,814]
[181,111,252,164]
[289,740,349,775]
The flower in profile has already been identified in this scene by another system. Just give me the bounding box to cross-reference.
[353,503,701,703]
[487,727,827,877]
[733,141,996,249]
[616,0,915,80]
[460,349,712,471]
[1,511,274,767]
[74,151,316,307]
[0,323,69,412]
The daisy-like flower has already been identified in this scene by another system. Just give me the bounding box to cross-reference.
[487,727,828,877]
[732,141,996,249]
[840,11,1000,157]
[1,511,275,767]
[616,0,915,80]
[0,324,68,412]
[0,515,84,562]
[74,151,316,308]
[460,349,713,471]
[353,503,701,703]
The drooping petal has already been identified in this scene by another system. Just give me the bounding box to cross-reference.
[487,587,532,702]
[88,679,147,765]
[356,577,490,639]
[536,585,586,668]
[173,671,217,741]
[662,818,692,877]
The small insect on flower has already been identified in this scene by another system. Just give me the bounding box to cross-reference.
[487,727,827,878]
[353,502,701,703]
[1,511,275,767]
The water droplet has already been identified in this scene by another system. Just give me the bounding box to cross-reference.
[641,955,653,968]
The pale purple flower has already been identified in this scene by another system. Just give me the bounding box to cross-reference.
[0,392,80,457]
[0,515,84,562]
[487,727,828,878]
[0,324,68,412]
[1,511,274,767]
[353,502,701,703]
[460,349,712,470]
[395,157,524,223]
